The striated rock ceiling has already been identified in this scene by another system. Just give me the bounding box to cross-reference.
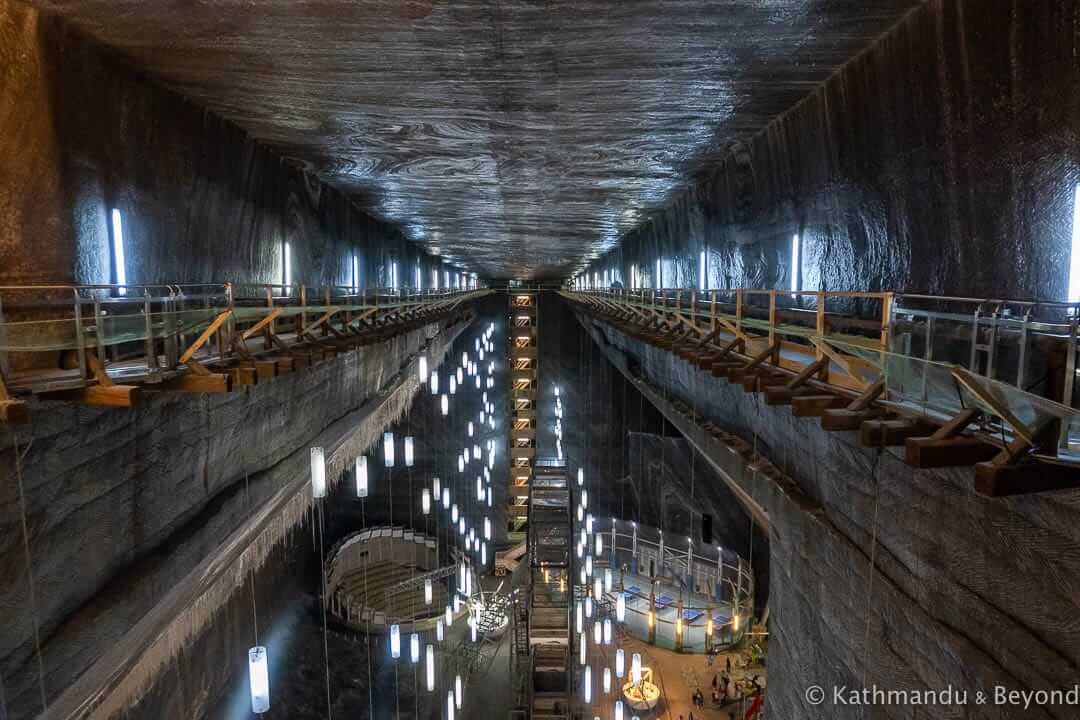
[33,0,921,278]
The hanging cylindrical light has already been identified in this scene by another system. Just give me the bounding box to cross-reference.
[452,504,459,523]
[585,555,593,577]
[484,517,491,540]
[575,600,583,633]
[418,354,428,383]
[615,648,625,678]
[603,618,612,645]
[410,633,420,663]
[579,566,587,585]
[616,592,626,622]
[486,487,492,507]
[462,351,468,367]
[441,394,449,416]
[603,667,612,695]
[474,375,480,388]
[404,436,415,467]
[425,578,433,605]
[631,653,642,684]
[468,421,474,437]
[593,577,602,602]
[595,533,603,556]
[449,376,457,395]
[458,517,466,535]
[577,505,584,522]
[422,488,431,515]
[390,624,401,658]
[481,541,487,565]
[581,489,588,510]
[447,691,455,720]
[437,618,445,641]
[455,674,463,709]
[383,432,395,467]
[458,455,465,473]
[456,367,463,385]
[355,455,368,498]
[434,476,442,496]
[583,665,592,703]
[615,701,624,720]
[442,487,450,509]
[476,476,483,500]
[445,605,453,627]
[585,597,593,618]
[425,644,435,691]
[577,468,584,486]
[310,447,326,499]
[593,619,602,646]
[248,646,270,714]
[604,568,613,593]
[431,371,439,394]
[579,632,587,665]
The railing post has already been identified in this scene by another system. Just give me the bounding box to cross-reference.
[735,289,744,334]
[816,290,827,380]
[768,289,778,361]
[710,290,717,332]
[143,289,159,372]
[299,284,308,336]
[73,289,88,381]
[265,286,274,350]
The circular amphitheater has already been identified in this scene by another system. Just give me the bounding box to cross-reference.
[325,525,475,633]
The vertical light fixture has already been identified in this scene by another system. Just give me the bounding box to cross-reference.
[283,241,291,289]
[415,263,422,290]
[1071,184,1080,302]
[655,257,662,289]
[603,618,612,645]
[616,592,626,622]
[447,691,455,720]
[110,209,127,292]
[441,394,449,416]
[699,248,707,291]
[410,633,420,663]
[615,648,625,678]
[248,646,270,714]
[603,667,612,694]
[352,253,360,293]
[454,674,463,709]
[310,447,326,499]
[404,436,415,467]
[390,624,401,658]
[578,632,587,665]
[431,370,439,394]
[583,665,592,703]
[791,233,801,295]
[421,488,431,515]
[355,455,368,498]
[425,578,433,605]
[419,355,429,383]
[425,644,435,691]
[383,432,395,467]
[631,653,642,684]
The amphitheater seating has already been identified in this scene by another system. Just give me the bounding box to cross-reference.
[337,561,449,621]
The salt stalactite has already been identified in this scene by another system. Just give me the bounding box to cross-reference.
[44,317,477,719]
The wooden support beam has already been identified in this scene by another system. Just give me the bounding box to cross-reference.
[240,309,283,340]
[905,409,998,467]
[821,407,888,432]
[150,373,232,394]
[179,310,233,364]
[0,400,29,423]
[975,460,1080,497]
[860,418,938,447]
[906,436,1001,467]
[228,366,258,386]
[785,357,828,390]
[792,394,847,417]
[742,372,788,393]
[44,384,140,407]
[763,386,819,406]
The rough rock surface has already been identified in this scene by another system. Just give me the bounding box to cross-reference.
[580,313,1080,720]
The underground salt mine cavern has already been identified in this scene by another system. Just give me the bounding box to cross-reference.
[3,1,1080,719]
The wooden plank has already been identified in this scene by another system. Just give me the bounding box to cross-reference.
[951,367,1036,446]
[763,386,820,406]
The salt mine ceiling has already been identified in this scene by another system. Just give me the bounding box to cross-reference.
[33,0,922,278]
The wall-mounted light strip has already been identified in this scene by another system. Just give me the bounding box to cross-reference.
[110,209,127,295]
[283,241,291,289]
[1070,186,1080,303]
[699,249,707,291]
[791,234,801,294]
